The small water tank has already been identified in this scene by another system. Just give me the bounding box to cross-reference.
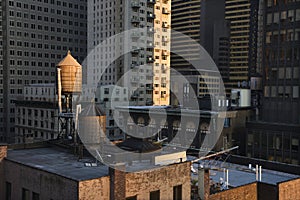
[79,104,106,144]
[231,89,251,107]
[57,51,82,94]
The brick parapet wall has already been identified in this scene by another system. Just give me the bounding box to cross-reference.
[125,161,191,200]
[278,178,300,200]
[79,176,110,200]
[209,183,258,200]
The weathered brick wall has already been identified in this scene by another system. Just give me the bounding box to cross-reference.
[79,176,110,200]
[125,162,191,200]
[0,146,7,200]
[209,183,258,200]
[278,178,300,200]
[4,160,78,200]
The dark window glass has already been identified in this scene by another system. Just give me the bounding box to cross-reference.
[173,185,182,200]
[150,190,160,200]
[5,182,11,200]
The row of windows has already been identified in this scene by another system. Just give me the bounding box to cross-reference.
[267,9,300,25]
[9,48,85,57]
[8,55,85,65]
[17,108,55,118]
[10,68,55,76]
[9,22,86,36]
[9,38,85,46]
[8,59,77,66]
[267,0,300,7]
[17,119,55,129]
[10,10,86,20]
[17,130,56,141]
[264,86,299,98]
[266,29,300,43]
[9,12,86,26]
[10,80,55,86]
[9,0,85,10]
[9,70,54,77]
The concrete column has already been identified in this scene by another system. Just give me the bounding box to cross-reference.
[198,167,210,200]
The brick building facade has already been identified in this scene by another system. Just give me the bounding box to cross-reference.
[0,145,191,200]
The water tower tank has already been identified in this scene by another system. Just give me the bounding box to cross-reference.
[79,104,106,144]
[57,51,82,94]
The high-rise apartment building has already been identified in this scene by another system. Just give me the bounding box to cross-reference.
[247,0,300,165]
[225,0,259,90]
[88,0,171,106]
[0,0,87,143]
[171,0,201,70]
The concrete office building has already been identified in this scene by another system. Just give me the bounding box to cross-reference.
[0,0,87,143]
[171,0,260,95]
[171,0,229,103]
[95,85,129,140]
[246,0,300,165]
[88,0,171,106]
[171,0,201,70]
[200,0,231,88]
[14,84,59,144]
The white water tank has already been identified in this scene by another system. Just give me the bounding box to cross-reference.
[231,89,251,107]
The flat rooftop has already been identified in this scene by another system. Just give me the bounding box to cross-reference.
[191,159,299,187]
[6,147,109,181]
[5,145,188,180]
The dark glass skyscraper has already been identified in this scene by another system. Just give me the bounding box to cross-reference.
[247,0,300,165]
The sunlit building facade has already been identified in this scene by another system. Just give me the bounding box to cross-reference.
[88,0,171,106]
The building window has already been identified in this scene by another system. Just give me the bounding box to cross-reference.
[22,188,30,200]
[32,192,39,200]
[173,185,182,200]
[126,196,137,200]
[6,182,11,200]
[292,138,299,152]
[150,190,160,200]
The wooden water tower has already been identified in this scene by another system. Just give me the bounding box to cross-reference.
[57,51,82,139]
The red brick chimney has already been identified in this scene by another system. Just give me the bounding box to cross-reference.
[109,164,126,200]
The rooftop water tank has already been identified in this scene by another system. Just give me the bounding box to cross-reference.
[57,51,82,95]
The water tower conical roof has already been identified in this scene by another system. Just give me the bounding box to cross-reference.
[57,50,81,67]
[80,104,106,116]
